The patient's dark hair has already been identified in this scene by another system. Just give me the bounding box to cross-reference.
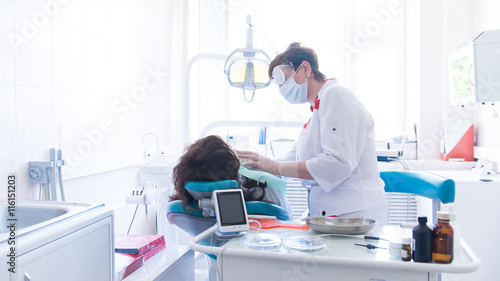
[170,135,240,207]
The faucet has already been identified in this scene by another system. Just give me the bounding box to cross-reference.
[142,133,161,158]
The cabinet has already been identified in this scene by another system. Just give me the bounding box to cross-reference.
[428,170,500,280]
[15,209,114,281]
[452,179,500,280]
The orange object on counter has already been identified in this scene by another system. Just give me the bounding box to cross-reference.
[249,219,309,230]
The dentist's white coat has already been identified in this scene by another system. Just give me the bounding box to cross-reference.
[284,79,388,224]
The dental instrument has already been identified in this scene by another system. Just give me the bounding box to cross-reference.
[354,243,386,250]
[127,187,144,235]
[57,149,65,201]
[318,233,388,241]
[50,148,57,201]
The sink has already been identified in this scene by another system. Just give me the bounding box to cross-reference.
[0,200,102,241]
[138,154,177,188]
[0,206,67,234]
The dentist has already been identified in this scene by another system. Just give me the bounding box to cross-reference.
[238,42,387,224]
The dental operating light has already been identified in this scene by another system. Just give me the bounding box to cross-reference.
[224,15,271,102]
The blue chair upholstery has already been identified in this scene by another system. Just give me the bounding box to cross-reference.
[166,179,291,237]
[380,171,455,223]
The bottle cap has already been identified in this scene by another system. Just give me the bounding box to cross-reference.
[418,216,427,224]
[402,237,411,245]
[436,211,451,221]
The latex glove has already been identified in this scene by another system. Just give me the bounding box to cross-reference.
[237,150,310,179]
[237,150,280,175]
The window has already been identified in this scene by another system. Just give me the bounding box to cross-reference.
[188,0,406,147]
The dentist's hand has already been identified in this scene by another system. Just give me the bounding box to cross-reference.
[236,150,313,179]
[236,150,279,175]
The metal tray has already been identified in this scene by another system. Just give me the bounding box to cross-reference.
[306,217,376,234]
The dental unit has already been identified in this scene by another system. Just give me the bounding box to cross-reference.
[28,148,66,201]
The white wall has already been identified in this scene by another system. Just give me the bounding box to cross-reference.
[441,0,476,162]
[407,0,476,160]
[412,0,448,159]
[473,0,500,163]
[412,0,500,164]
[0,0,187,235]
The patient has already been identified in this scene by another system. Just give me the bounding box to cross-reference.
[169,135,292,215]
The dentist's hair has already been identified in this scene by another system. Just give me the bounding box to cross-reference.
[170,135,240,208]
[268,42,326,82]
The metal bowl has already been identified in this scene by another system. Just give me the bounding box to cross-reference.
[306,217,376,234]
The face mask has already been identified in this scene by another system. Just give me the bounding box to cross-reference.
[279,66,308,104]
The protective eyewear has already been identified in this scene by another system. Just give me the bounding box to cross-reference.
[271,63,296,86]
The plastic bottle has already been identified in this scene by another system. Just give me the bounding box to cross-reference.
[447,205,461,259]
[258,127,267,156]
[401,237,412,261]
[412,216,432,262]
[432,211,454,263]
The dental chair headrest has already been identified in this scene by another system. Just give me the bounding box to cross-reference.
[185,180,240,200]
[184,167,287,200]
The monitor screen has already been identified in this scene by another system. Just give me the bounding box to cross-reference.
[216,191,247,226]
[448,45,475,106]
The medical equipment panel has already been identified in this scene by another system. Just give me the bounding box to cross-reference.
[449,30,500,105]
[213,189,249,236]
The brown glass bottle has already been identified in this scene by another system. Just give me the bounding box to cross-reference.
[401,237,412,261]
[432,211,454,263]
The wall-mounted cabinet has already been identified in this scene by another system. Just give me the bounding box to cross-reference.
[449,30,500,106]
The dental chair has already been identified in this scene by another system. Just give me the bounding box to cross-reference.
[166,167,291,237]
[380,171,455,224]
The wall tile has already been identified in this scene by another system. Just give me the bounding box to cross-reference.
[104,43,138,99]
[135,1,170,65]
[16,86,54,164]
[63,165,139,204]
[82,33,109,97]
[14,5,53,90]
[81,94,108,156]
[106,105,141,155]
[14,0,48,13]
[4,0,176,215]
[53,21,82,94]
[81,0,107,39]
[0,84,17,169]
[53,0,82,29]
[0,1,15,85]
[54,91,83,150]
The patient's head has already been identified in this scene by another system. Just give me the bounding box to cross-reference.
[170,135,240,206]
